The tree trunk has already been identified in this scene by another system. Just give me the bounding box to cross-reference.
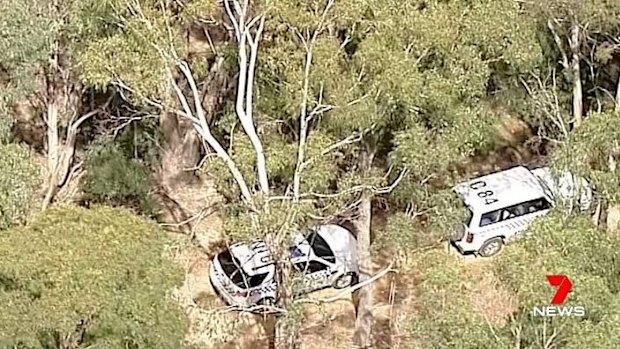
[42,61,82,209]
[159,111,201,188]
[569,20,583,128]
[615,70,620,112]
[352,150,375,349]
[268,235,299,349]
[156,56,229,235]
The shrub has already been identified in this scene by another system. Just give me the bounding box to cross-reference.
[82,141,156,215]
[0,143,41,230]
[0,204,187,348]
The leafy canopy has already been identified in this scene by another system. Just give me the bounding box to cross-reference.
[0,205,187,348]
[0,144,41,230]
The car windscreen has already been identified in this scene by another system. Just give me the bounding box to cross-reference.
[217,249,268,289]
[306,232,336,263]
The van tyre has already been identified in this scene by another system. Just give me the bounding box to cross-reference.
[478,237,503,257]
[333,272,358,289]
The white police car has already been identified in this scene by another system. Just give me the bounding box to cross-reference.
[450,165,594,257]
[209,224,358,309]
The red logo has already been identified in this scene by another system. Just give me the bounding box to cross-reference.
[546,275,573,304]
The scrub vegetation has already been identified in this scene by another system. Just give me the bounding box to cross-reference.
[1,0,619,348]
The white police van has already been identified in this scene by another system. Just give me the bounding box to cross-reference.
[209,224,358,309]
[450,166,594,257]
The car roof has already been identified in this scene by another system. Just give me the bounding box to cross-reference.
[229,241,275,276]
[453,166,547,213]
[314,224,353,254]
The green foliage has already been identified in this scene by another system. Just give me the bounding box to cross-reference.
[402,213,620,349]
[0,144,41,230]
[406,250,503,349]
[82,140,157,215]
[76,0,187,101]
[0,0,54,141]
[490,213,620,349]
[497,213,620,307]
[551,112,620,204]
[0,0,54,92]
[0,100,11,144]
[0,204,187,348]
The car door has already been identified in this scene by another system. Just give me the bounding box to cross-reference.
[293,232,337,292]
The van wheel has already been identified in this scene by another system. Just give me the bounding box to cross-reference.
[333,272,358,289]
[478,237,503,257]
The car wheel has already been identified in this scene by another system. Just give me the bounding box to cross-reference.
[333,272,358,289]
[478,237,503,257]
[255,297,276,312]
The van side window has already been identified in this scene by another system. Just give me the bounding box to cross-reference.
[524,197,552,213]
[478,198,553,228]
[480,210,501,227]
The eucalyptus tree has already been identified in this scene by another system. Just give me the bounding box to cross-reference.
[492,213,620,349]
[347,1,544,345]
[77,1,402,348]
[0,0,126,208]
[525,0,620,129]
[0,205,187,348]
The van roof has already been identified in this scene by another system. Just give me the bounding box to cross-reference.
[453,166,547,213]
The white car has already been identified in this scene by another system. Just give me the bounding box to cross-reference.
[450,165,594,257]
[209,224,358,309]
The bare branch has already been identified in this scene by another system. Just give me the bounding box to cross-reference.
[226,2,270,197]
[300,167,408,199]
[548,19,569,70]
[301,125,376,171]
[293,38,314,199]
[171,61,255,206]
[243,15,270,196]
[291,0,334,199]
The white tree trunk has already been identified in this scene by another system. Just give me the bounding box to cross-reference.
[173,61,255,206]
[569,21,583,128]
[224,0,270,196]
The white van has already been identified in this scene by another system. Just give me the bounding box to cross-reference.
[450,166,593,257]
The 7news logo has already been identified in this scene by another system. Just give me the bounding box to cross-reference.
[532,275,585,317]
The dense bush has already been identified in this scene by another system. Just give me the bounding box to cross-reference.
[82,141,157,215]
[0,204,187,348]
[0,143,41,230]
[490,214,620,348]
